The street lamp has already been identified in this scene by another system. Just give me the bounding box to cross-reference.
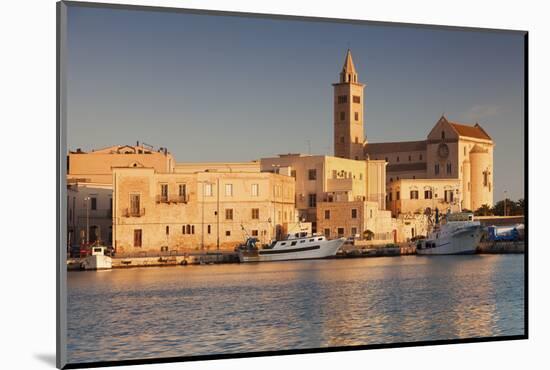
[504,190,508,216]
[84,196,90,244]
[197,181,210,251]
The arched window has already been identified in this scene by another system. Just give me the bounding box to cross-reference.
[441,131,445,139]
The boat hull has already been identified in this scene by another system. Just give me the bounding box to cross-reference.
[417,226,482,255]
[239,238,345,262]
[82,255,113,270]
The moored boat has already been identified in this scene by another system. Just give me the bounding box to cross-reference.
[81,246,112,270]
[238,232,345,263]
[416,211,482,255]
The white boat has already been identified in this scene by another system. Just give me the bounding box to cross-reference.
[81,246,112,270]
[238,232,345,263]
[416,212,482,255]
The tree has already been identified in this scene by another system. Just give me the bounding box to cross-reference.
[475,204,493,216]
[517,198,525,215]
[492,199,523,216]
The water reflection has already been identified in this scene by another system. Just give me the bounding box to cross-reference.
[67,255,524,363]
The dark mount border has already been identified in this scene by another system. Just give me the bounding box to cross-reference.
[57,1,529,368]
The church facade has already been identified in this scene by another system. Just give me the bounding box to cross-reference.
[333,50,494,216]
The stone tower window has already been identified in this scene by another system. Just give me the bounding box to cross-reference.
[340,112,345,121]
[441,131,445,139]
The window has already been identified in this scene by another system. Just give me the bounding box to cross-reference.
[130,194,140,215]
[483,170,488,186]
[225,183,233,197]
[410,190,419,199]
[325,210,331,219]
[179,184,187,200]
[338,95,347,104]
[353,95,361,104]
[389,192,393,201]
[370,209,373,218]
[251,183,259,197]
[207,225,211,234]
[251,230,258,236]
[408,155,412,162]
[205,183,213,197]
[191,225,195,234]
[420,154,423,161]
[435,164,440,175]
[444,190,454,203]
[396,191,400,200]
[340,112,345,121]
[340,136,345,144]
[324,228,330,238]
[166,226,169,235]
[424,190,433,199]
[160,184,168,202]
[225,230,231,236]
[351,227,358,236]
[90,197,97,210]
[351,209,357,219]
[337,228,345,237]
[441,131,445,139]
[251,208,259,219]
[354,112,359,121]
[308,193,317,208]
[308,169,317,180]
[133,229,142,247]
[396,156,400,162]
[225,209,233,220]
[446,163,452,174]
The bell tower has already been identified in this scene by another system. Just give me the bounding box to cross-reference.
[333,49,365,160]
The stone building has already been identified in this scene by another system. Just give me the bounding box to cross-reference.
[365,116,494,215]
[66,144,174,249]
[112,163,297,253]
[260,154,394,242]
[333,50,494,216]
[67,182,113,251]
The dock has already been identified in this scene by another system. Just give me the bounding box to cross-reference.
[67,240,525,270]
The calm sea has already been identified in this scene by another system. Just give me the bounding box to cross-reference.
[67,255,524,364]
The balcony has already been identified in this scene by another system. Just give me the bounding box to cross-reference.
[124,208,145,217]
[156,195,189,204]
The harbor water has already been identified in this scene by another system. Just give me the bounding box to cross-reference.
[67,255,524,364]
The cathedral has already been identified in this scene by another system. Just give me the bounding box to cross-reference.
[333,50,494,215]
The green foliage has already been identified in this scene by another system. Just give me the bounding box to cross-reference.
[474,204,493,216]
[474,198,524,216]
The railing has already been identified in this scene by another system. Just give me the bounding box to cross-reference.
[156,195,189,204]
[124,208,145,217]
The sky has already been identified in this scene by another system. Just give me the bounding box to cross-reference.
[66,5,525,201]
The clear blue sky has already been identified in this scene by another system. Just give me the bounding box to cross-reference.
[66,5,525,200]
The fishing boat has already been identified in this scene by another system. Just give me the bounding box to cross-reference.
[81,245,112,270]
[237,232,345,263]
[416,210,482,255]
